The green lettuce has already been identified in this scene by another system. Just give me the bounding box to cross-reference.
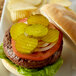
[16,58,63,76]
[0,44,63,76]
[0,44,6,58]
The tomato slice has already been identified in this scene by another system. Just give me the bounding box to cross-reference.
[18,18,27,23]
[11,18,63,61]
[11,31,63,61]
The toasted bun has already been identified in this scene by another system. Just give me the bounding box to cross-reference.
[1,59,23,76]
[40,4,76,51]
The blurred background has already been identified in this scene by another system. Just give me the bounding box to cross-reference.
[0,0,4,18]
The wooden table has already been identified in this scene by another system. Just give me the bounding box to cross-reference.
[0,0,4,18]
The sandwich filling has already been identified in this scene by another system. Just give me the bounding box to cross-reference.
[3,14,63,69]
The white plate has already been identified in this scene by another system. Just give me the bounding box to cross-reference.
[0,0,76,76]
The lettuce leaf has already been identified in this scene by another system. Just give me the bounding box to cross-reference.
[16,58,63,76]
[0,44,63,76]
[0,44,6,58]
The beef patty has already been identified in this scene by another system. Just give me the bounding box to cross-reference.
[3,29,63,69]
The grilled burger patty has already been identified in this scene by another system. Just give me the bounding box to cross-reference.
[3,29,63,69]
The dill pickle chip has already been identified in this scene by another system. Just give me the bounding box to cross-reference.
[25,24,48,37]
[10,23,27,40]
[41,29,59,43]
[27,14,49,26]
[15,34,38,54]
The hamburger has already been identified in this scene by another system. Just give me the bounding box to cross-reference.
[1,3,76,76]
[1,14,63,76]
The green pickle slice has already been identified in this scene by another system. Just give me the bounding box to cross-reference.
[41,29,59,43]
[10,23,27,40]
[25,24,48,37]
[27,14,49,26]
[15,34,38,54]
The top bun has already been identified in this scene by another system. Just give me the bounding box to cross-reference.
[40,4,76,51]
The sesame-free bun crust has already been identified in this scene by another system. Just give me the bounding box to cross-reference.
[40,4,76,51]
[1,59,23,76]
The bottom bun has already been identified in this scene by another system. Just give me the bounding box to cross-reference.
[1,59,23,76]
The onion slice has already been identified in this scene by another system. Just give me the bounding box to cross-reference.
[38,42,49,47]
[35,42,57,52]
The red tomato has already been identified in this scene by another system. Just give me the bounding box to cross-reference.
[18,18,27,23]
[11,18,63,61]
[12,31,63,61]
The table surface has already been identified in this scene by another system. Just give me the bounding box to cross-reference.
[0,0,4,18]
